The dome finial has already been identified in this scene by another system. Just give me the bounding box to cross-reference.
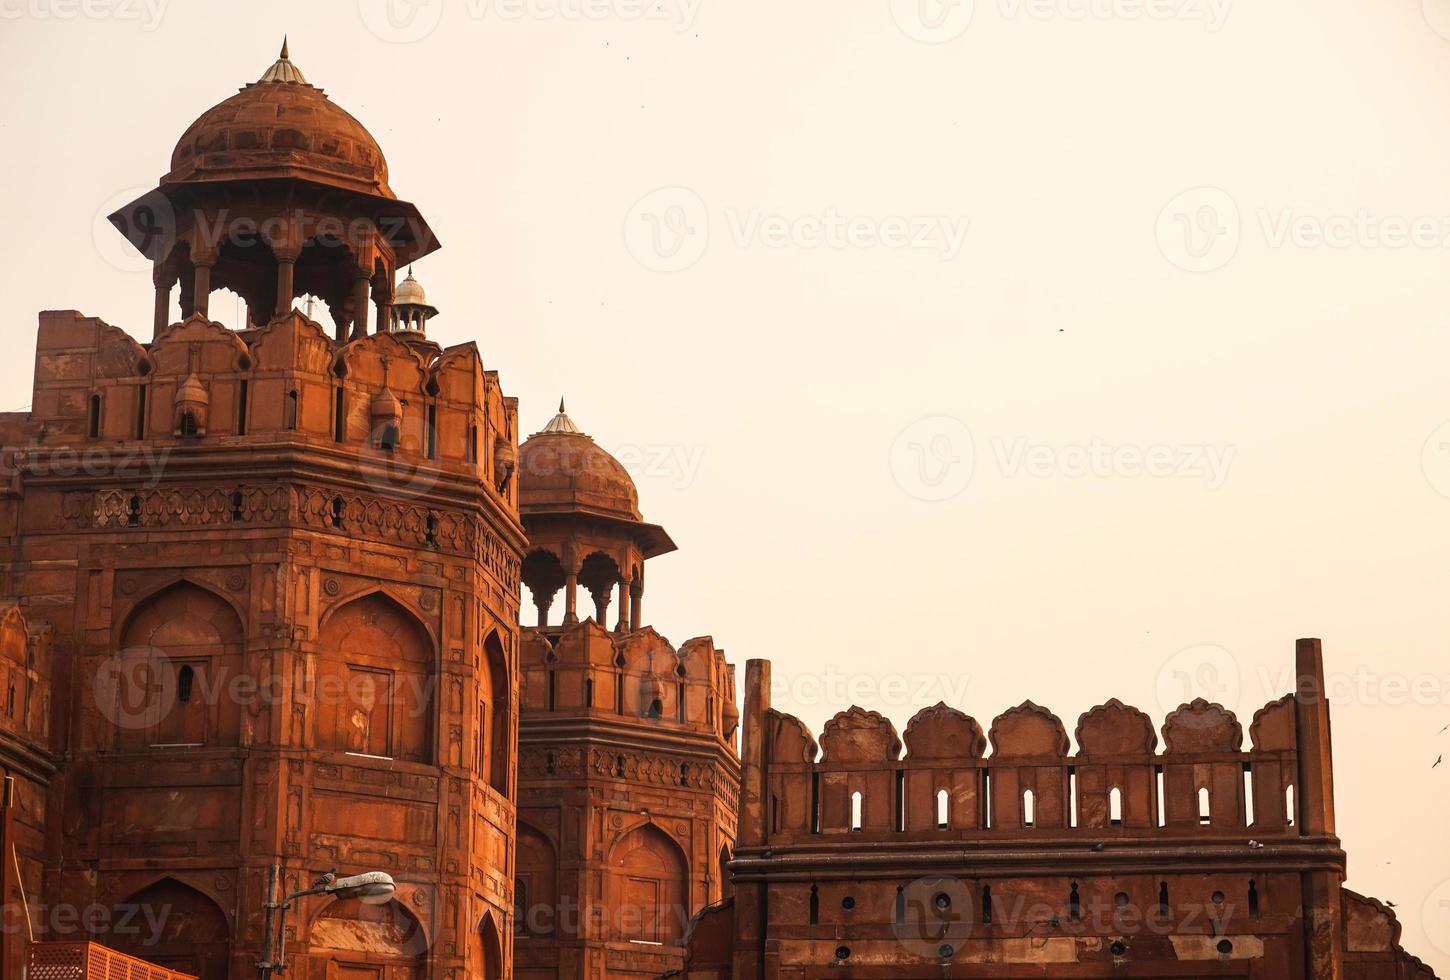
[540,399,583,435]
[260,37,307,84]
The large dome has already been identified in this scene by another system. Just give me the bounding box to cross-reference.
[519,404,641,522]
[164,42,392,198]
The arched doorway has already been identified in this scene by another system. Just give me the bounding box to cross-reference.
[104,877,230,980]
[609,823,689,945]
[308,897,427,978]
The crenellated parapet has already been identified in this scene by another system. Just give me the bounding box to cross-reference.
[686,642,1442,980]
[519,619,739,743]
[24,310,517,494]
[760,688,1302,841]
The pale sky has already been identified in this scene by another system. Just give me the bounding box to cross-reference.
[4,0,1450,969]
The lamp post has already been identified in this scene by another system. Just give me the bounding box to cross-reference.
[256,866,396,978]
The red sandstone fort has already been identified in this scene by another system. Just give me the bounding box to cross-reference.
[0,43,1437,980]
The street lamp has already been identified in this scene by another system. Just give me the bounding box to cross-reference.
[256,866,397,978]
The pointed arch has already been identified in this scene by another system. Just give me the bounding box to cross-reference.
[481,628,510,793]
[718,841,733,902]
[104,876,230,980]
[113,580,245,749]
[470,909,505,979]
[316,590,435,763]
[608,821,690,945]
[515,822,558,938]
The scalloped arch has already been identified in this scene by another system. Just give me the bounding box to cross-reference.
[820,706,902,763]
[1162,698,1242,753]
[903,702,986,760]
[1074,698,1158,756]
[988,701,1070,758]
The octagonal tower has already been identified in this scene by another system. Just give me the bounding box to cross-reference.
[513,403,740,980]
[0,44,522,980]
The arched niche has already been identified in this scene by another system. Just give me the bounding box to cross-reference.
[316,591,434,763]
[104,876,230,980]
[307,897,427,978]
[470,910,504,978]
[608,822,689,945]
[480,629,510,794]
[515,823,559,938]
[114,581,245,749]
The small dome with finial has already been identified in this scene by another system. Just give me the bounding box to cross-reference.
[539,399,582,435]
[166,39,392,197]
[259,36,307,84]
[519,400,641,521]
[395,268,427,306]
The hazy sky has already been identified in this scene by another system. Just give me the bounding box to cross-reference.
[4,0,1450,969]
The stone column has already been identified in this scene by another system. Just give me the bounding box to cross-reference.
[350,273,371,339]
[615,577,631,633]
[193,259,214,317]
[274,246,300,317]
[1295,637,1343,980]
[563,565,579,626]
[152,263,171,338]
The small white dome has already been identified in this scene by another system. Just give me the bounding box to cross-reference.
[395,271,427,306]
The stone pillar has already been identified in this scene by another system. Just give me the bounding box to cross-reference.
[193,259,214,317]
[629,583,642,632]
[152,263,171,338]
[564,565,579,626]
[1295,637,1343,980]
[732,659,771,980]
[274,247,299,316]
[615,578,631,633]
[375,276,394,334]
[350,273,371,339]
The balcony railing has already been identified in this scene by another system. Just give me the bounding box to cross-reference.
[27,942,196,980]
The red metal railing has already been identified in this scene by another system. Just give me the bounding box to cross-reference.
[27,942,197,980]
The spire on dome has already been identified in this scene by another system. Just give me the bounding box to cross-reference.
[539,400,583,436]
[259,36,308,84]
